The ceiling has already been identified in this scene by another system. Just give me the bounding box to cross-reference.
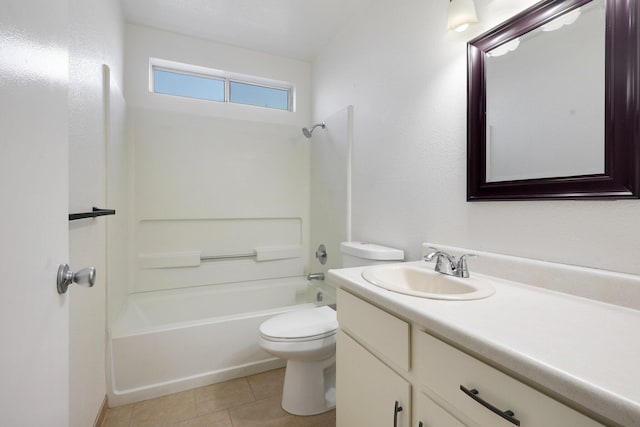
[120,0,374,61]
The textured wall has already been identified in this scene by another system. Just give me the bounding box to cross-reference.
[124,24,311,126]
[312,0,640,276]
[68,0,124,425]
[309,106,352,274]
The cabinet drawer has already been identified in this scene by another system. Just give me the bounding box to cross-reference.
[337,289,410,370]
[414,331,603,427]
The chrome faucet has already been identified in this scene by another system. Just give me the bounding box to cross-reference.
[307,272,325,281]
[424,249,477,278]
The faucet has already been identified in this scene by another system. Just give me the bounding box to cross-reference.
[307,272,325,281]
[424,248,477,278]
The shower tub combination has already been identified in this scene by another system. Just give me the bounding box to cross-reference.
[108,277,323,406]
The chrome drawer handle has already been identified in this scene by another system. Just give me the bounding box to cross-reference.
[460,385,521,426]
[394,400,403,427]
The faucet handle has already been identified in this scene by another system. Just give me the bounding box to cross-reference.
[424,248,445,273]
[423,247,439,262]
[457,254,478,278]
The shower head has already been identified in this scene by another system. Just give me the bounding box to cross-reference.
[302,122,326,138]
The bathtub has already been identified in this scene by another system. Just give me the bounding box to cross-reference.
[107,277,319,406]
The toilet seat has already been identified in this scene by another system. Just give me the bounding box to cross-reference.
[260,330,336,343]
[259,305,338,342]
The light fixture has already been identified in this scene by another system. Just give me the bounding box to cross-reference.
[448,0,478,32]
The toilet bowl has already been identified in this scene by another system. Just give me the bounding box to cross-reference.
[258,241,404,416]
[259,305,338,416]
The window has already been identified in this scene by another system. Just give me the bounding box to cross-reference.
[150,59,293,112]
[229,81,290,110]
[153,68,224,102]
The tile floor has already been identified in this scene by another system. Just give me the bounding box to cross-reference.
[102,368,336,427]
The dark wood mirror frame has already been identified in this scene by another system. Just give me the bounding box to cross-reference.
[467,0,640,201]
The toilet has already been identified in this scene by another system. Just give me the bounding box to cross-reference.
[258,241,404,416]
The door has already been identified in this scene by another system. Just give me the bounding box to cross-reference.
[0,1,70,425]
[414,392,466,427]
[337,331,410,427]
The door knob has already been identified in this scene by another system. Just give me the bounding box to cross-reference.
[57,264,96,294]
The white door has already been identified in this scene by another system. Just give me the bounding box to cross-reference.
[336,331,410,427]
[414,392,466,427]
[0,1,70,425]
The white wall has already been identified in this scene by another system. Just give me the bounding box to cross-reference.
[125,24,311,126]
[105,71,129,331]
[312,0,640,276]
[68,0,123,425]
[310,106,352,273]
[119,25,311,299]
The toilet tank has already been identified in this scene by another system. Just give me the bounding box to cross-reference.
[340,242,404,267]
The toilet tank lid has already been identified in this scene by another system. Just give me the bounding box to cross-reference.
[340,241,404,261]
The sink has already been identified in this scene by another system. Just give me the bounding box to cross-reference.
[361,263,495,300]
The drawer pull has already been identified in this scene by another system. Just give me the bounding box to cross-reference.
[460,385,521,426]
[394,400,403,427]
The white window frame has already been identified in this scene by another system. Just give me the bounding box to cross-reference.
[149,58,295,112]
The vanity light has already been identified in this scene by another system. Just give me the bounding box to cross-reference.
[448,0,478,32]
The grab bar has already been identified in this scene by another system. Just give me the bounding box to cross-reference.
[69,207,116,221]
[200,251,257,261]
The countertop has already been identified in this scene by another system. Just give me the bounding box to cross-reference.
[328,261,640,427]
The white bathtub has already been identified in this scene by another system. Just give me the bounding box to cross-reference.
[107,277,317,406]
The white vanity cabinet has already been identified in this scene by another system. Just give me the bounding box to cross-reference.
[337,289,605,427]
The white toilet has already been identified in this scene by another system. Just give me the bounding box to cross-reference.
[258,241,404,416]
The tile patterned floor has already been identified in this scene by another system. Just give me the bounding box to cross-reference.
[102,368,336,427]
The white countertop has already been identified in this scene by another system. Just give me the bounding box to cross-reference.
[328,261,640,427]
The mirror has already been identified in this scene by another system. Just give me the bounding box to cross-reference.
[467,0,640,200]
[485,0,605,183]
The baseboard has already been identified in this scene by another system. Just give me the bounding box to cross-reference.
[93,395,108,427]
[108,358,285,407]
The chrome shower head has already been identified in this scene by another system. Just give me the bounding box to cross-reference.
[302,122,326,138]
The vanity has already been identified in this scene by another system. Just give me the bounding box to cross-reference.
[327,0,640,423]
[328,244,640,427]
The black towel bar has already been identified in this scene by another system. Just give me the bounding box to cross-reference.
[69,207,116,221]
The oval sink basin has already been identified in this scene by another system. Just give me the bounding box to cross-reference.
[361,264,495,300]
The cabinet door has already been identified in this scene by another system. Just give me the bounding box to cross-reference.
[414,392,465,427]
[337,330,410,427]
